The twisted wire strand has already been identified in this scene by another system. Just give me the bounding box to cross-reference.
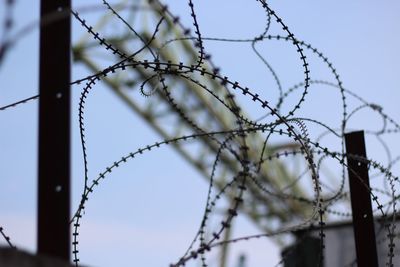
[0,226,16,249]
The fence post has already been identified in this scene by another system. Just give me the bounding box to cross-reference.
[344,131,378,267]
[38,0,71,260]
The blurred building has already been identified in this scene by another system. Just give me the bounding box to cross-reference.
[282,216,400,267]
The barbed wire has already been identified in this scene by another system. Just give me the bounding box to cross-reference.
[1,0,399,266]
[0,226,15,249]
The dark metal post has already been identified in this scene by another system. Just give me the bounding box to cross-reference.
[345,131,378,267]
[38,0,71,260]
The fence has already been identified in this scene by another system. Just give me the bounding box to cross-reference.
[1,1,400,266]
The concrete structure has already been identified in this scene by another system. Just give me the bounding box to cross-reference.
[282,217,400,267]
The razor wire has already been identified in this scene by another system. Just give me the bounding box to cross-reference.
[1,0,399,266]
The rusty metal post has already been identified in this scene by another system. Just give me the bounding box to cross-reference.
[345,131,378,267]
[38,0,71,260]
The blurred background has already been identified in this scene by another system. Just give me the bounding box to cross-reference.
[1,1,400,266]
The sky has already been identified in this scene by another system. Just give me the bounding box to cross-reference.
[1,1,400,267]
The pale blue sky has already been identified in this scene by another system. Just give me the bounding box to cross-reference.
[1,1,400,266]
